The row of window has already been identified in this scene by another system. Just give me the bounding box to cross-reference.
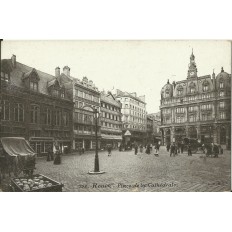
[163,102,226,115]
[1,101,69,126]
[124,124,146,130]
[75,89,99,103]
[101,112,121,121]
[74,112,94,124]
[163,112,227,124]
[124,104,146,113]
[75,101,100,111]
[74,125,100,134]
[163,91,227,104]
[124,115,146,124]
[101,122,122,129]
[121,97,145,107]
[101,102,120,112]
[175,82,225,96]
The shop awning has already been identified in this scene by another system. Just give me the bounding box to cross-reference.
[1,137,36,157]
[101,135,122,140]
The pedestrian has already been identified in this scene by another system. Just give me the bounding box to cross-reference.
[180,141,184,154]
[54,144,61,165]
[119,144,122,152]
[166,143,170,152]
[213,144,219,158]
[134,144,138,155]
[170,143,175,157]
[139,144,143,154]
[218,144,223,154]
[146,144,151,154]
[107,145,112,156]
[154,146,159,157]
[187,143,192,156]
[202,143,205,154]
[174,143,178,156]
[79,146,82,155]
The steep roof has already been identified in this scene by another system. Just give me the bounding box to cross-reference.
[1,59,72,101]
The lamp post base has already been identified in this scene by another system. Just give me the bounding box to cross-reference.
[88,171,106,175]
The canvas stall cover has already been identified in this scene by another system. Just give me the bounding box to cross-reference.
[0,137,36,157]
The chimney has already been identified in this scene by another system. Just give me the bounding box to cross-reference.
[55,67,60,77]
[172,81,176,89]
[11,54,16,68]
[63,66,70,77]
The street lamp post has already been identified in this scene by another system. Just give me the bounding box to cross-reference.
[88,108,105,175]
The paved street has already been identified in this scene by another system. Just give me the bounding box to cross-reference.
[30,146,231,192]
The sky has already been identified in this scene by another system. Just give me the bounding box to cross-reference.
[1,40,231,113]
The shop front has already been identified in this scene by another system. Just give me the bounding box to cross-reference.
[29,137,54,157]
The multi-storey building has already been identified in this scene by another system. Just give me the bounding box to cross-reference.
[72,77,100,151]
[114,89,147,145]
[146,115,153,144]
[100,91,122,149]
[147,112,161,144]
[0,55,73,155]
[55,66,101,151]
[160,51,231,149]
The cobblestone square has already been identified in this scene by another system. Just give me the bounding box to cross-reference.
[32,146,231,192]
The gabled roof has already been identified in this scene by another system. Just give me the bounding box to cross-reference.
[22,68,40,81]
[1,59,69,98]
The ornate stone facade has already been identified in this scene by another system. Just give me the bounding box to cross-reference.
[160,51,231,149]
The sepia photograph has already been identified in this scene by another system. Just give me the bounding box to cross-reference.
[0,40,231,192]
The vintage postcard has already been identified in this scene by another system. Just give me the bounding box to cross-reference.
[0,40,231,192]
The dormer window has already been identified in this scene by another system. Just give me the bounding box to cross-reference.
[177,85,183,96]
[1,72,10,82]
[61,89,65,98]
[190,88,195,94]
[30,80,38,91]
[219,82,224,89]
[53,89,59,97]
[203,85,209,92]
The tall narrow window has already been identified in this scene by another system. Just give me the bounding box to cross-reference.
[45,108,52,125]
[30,105,39,123]
[54,109,61,126]
[14,103,24,122]
[63,112,69,126]
[61,89,65,98]
[1,100,10,120]
[219,82,224,89]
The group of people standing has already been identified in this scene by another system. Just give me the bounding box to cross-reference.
[134,143,160,156]
[202,143,223,158]
[47,143,62,165]
[167,142,190,157]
